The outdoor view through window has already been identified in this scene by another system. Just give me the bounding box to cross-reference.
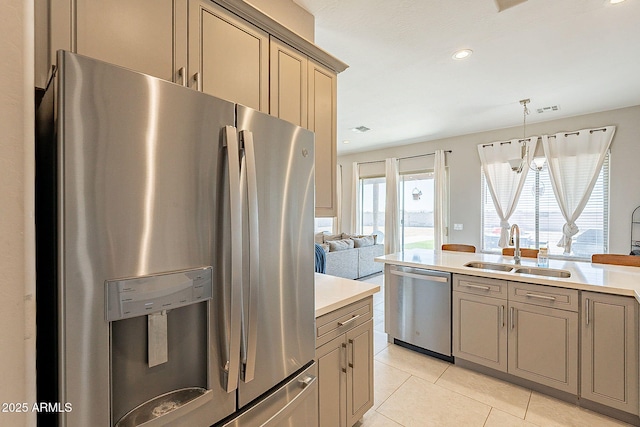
[360,172,435,249]
[481,155,609,258]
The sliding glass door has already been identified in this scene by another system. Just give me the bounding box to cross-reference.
[400,172,435,250]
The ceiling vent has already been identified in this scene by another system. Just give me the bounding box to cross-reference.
[351,126,371,133]
[536,105,560,114]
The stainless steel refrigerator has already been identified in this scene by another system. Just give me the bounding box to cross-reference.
[36,51,317,427]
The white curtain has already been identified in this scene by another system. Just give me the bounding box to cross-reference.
[434,150,448,249]
[335,164,342,233]
[385,158,400,254]
[542,126,615,254]
[477,137,537,247]
[350,162,360,234]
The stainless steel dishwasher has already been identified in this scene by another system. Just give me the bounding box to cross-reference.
[385,265,453,361]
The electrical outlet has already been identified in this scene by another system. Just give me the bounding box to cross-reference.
[453,223,463,231]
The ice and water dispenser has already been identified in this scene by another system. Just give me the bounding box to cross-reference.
[105,267,213,426]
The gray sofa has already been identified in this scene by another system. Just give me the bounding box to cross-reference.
[316,233,384,279]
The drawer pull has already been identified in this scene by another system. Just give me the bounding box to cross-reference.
[525,293,557,302]
[338,314,361,327]
[463,283,491,291]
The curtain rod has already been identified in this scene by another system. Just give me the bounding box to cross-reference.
[356,150,452,166]
[481,127,608,147]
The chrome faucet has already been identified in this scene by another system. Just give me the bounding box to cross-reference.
[509,224,521,265]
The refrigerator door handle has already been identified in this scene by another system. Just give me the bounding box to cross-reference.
[239,130,260,383]
[223,125,243,393]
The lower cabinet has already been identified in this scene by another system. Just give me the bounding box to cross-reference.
[581,291,638,414]
[453,275,579,394]
[317,334,346,427]
[345,320,374,427]
[316,298,374,427]
[508,301,578,394]
[453,291,507,372]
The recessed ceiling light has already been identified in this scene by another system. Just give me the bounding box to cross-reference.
[452,49,473,60]
[610,0,626,4]
[342,140,350,144]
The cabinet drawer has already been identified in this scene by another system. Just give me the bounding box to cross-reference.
[316,297,372,348]
[508,282,578,312]
[453,274,507,299]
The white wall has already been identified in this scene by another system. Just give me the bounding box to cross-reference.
[338,105,640,254]
[0,0,36,426]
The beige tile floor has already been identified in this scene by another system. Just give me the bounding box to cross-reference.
[354,274,632,427]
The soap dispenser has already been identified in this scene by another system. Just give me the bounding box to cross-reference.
[537,247,549,268]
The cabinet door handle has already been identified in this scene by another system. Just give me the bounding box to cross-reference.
[348,339,354,369]
[341,342,347,373]
[500,305,505,328]
[193,72,202,91]
[585,298,590,326]
[178,67,186,87]
[510,307,515,330]
[463,283,491,291]
[338,314,361,327]
[525,293,556,302]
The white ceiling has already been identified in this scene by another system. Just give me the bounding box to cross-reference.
[293,0,640,155]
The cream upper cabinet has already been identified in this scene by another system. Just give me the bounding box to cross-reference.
[308,60,338,217]
[50,0,183,83]
[271,41,338,217]
[269,37,308,128]
[44,0,345,216]
[188,0,268,112]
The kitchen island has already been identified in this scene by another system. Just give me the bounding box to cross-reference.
[376,249,640,425]
[314,273,379,427]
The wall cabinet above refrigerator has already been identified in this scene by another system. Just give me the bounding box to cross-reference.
[39,0,346,217]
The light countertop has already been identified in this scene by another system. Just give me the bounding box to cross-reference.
[376,249,640,302]
[315,273,380,317]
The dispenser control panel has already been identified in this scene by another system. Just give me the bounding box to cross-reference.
[105,267,213,321]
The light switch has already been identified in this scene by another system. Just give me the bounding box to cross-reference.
[454,223,463,231]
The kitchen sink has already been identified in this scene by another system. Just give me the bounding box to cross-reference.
[464,262,515,272]
[513,267,571,278]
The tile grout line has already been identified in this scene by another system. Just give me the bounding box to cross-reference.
[482,407,494,427]
[374,374,413,416]
[524,389,532,423]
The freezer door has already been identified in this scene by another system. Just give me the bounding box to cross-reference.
[56,51,236,426]
[222,364,318,427]
[236,105,316,407]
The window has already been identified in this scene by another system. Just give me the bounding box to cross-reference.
[481,153,609,258]
[359,176,386,242]
[400,172,435,250]
[314,217,334,234]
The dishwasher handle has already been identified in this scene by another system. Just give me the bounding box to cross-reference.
[389,268,449,283]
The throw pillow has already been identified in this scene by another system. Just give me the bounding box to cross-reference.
[314,232,325,244]
[323,233,343,242]
[353,235,375,248]
[328,238,355,252]
[320,243,330,253]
